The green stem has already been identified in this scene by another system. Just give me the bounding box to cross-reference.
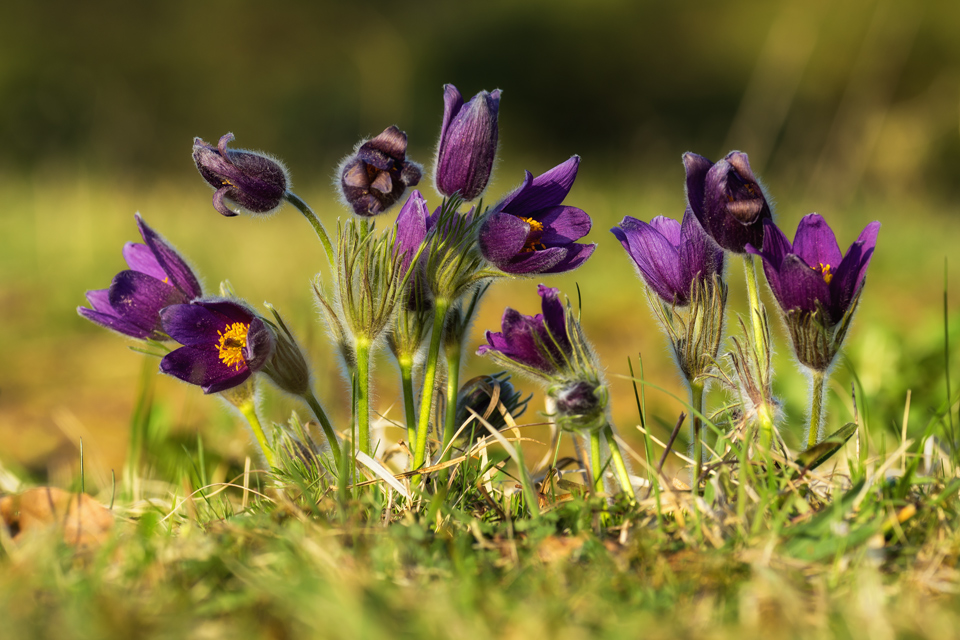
[238,400,276,469]
[807,369,827,449]
[399,356,417,450]
[743,254,767,365]
[602,424,636,500]
[414,298,450,469]
[590,431,604,495]
[355,339,372,456]
[690,380,705,495]
[440,341,463,464]
[304,390,342,469]
[285,192,335,266]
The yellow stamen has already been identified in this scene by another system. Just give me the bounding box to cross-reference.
[817,262,833,284]
[518,216,547,253]
[217,322,250,371]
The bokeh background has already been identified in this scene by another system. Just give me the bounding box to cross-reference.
[2,0,959,485]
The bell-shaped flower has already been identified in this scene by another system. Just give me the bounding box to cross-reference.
[683,151,772,253]
[746,214,880,370]
[339,126,422,217]
[611,207,724,306]
[78,214,203,340]
[434,85,500,202]
[193,133,289,217]
[159,299,275,394]
[479,157,595,275]
[478,284,572,379]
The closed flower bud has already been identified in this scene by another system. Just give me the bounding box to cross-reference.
[454,373,530,441]
[261,303,313,397]
[339,126,422,217]
[435,85,500,201]
[193,133,289,217]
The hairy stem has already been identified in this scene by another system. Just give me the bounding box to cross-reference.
[304,390,342,469]
[690,380,705,495]
[440,342,463,465]
[590,431,604,495]
[399,356,417,450]
[238,399,276,469]
[355,339,372,456]
[807,369,827,449]
[414,298,450,469]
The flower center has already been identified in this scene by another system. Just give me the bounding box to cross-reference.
[217,322,250,371]
[518,216,546,253]
[816,262,833,284]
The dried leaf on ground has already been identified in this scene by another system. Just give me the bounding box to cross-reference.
[0,487,114,548]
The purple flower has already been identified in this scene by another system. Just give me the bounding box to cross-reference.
[339,126,423,217]
[746,215,880,327]
[78,215,203,340]
[683,151,772,253]
[193,133,289,217]
[478,284,571,376]
[159,299,275,394]
[395,190,430,275]
[611,208,724,305]
[435,85,500,201]
[479,157,595,274]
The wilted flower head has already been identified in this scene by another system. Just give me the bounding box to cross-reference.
[479,157,595,275]
[746,214,880,370]
[78,214,203,340]
[193,133,289,217]
[611,207,724,306]
[160,299,275,394]
[684,151,772,253]
[339,126,422,217]
[454,373,530,440]
[435,84,500,202]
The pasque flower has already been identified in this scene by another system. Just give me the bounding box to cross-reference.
[683,151,772,253]
[435,85,500,201]
[746,214,880,370]
[160,299,275,394]
[78,214,202,340]
[478,284,573,379]
[193,133,289,217]
[611,207,724,305]
[479,157,595,275]
[339,126,423,217]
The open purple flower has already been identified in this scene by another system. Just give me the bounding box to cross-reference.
[477,284,571,377]
[684,151,772,254]
[479,157,595,275]
[435,85,500,202]
[78,214,203,340]
[747,215,879,326]
[193,133,289,217]
[339,126,423,217]
[747,214,879,371]
[160,299,275,394]
[611,207,724,306]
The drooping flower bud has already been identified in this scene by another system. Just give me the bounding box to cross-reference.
[193,133,289,217]
[551,380,608,432]
[339,126,422,217]
[454,373,530,441]
[435,85,500,201]
[260,303,313,397]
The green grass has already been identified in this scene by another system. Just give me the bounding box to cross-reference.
[2,174,960,638]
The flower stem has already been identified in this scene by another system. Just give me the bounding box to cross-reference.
[399,355,417,450]
[440,341,463,465]
[355,339,372,456]
[807,369,827,449]
[602,424,635,500]
[285,192,335,267]
[414,298,450,469]
[589,430,604,495]
[743,254,767,375]
[304,390,342,469]
[690,379,705,495]
[237,399,276,469]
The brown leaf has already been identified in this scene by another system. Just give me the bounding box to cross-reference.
[0,487,114,548]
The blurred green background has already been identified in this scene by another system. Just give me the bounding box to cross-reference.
[1,0,959,482]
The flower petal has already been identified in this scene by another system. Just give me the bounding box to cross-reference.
[108,270,186,334]
[479,213,531,265]
[683,152,713,225]
[77,306,154,339]
[439,84,464,149]
[538,284,570,357]
[776,254,831,315]
[539,243,596,274]
[499,156,580,214]
[122,243,167,281]
[160,303,228,345]
[611,216,684,303]
[538,206,591,245]
[792,214,842,272]
[678,207,724,292]
[649,216,682,248]
[135,214,203,298]
[498,247,567,275]
[160,345,250,394]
